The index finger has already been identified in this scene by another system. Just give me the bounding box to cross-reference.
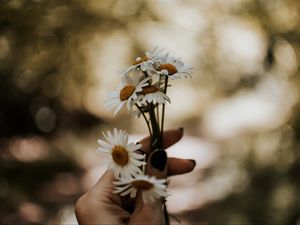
[139,128,183,153]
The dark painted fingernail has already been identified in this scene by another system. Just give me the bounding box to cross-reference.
[179,127,184,132]
[150,149,167,171]
[189,159,196,168]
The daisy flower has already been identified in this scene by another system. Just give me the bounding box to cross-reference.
[155,55,193,80]
[114,175,168,203]
[104,74,150,116]
[97,129,146,179]
[139,83,171,105]
[123,47,165,75]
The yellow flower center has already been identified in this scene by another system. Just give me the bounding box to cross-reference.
[119,85,135,101]
[133,56,149,65]
[132,180,154,190]
[158,63,178,75]
[141,85,158,94]
[112,145,129,166]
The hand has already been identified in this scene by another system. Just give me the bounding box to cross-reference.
[75,128,196,225]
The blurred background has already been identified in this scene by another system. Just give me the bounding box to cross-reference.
[0,0,300,224]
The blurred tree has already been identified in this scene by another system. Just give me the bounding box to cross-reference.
[0,1,107,224]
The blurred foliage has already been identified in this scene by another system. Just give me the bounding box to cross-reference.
[0,0,105,224]
[0,0,300,224]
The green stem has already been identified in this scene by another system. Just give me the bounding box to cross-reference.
[160,76,169,139]
[149,101,169,225]
[161,76,170,225]
[156,104,160,130]
[135,104,152,136]
[148,102,162,150]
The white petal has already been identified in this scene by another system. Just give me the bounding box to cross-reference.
[120,187,134,196]
[130,188,137,198]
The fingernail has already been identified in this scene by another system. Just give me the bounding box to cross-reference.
[150,149,167,171]
[189,159,196,168]
[179,127,184,133]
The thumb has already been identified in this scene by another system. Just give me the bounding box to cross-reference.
[129,149,168,225]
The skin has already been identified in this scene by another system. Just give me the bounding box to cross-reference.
[75,128,196,225]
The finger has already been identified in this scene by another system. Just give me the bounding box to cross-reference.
[129,150,167,225]
[129,196,165,225]
[133,150,168,214]
[167,158,196,176]
[131,154,195,224]
[139,128,183,153]
[93,170,115,191]
[91,170,120,203]
[76,170,130,225]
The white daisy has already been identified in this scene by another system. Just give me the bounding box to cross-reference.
[123,47,165,75]
[114,175,168,203]
[138,84,171,105]
[155,55,193,80]
[97,128,146,179]
[104,75,150,116]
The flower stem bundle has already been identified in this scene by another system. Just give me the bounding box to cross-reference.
[97,48,193,223]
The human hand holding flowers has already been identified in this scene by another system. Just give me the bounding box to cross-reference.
[75,128,196,225]
[75,48,193,224]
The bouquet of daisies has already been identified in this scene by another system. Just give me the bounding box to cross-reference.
[97,48,192,218]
